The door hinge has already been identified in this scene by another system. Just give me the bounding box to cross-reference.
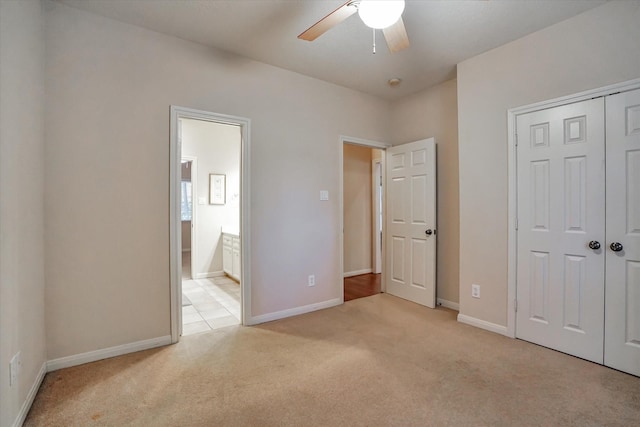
[515,133,518,146]
[515,217,518,230]
[514,299,518,312]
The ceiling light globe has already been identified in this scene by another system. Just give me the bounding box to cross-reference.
[358,0,405,29]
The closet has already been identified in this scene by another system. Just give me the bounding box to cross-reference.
[515,88,640,377]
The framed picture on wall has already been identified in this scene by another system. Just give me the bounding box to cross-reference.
[209,174,226,205]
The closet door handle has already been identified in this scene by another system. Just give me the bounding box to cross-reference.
[610,242,623,252]
[588,241,601,250]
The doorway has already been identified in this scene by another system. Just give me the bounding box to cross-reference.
[170,106,251,343]
[342,142,384,301]
[179,118,241,336]
[340,136,438,308]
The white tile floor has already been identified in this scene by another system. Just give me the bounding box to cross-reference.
[181,252,240,336]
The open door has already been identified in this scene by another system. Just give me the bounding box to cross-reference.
[385,138,436,308]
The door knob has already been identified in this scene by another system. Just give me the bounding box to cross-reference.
[610,242,623,252]
[425,229,433,236]
[588,241,601,250]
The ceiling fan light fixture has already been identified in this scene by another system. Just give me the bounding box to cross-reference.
[358,0,405,30]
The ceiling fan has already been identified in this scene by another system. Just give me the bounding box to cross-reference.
[298,0,410,54]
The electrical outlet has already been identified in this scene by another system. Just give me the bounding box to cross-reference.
[9,351,21,387]
[471,284,480,299]
[308,275,315,287]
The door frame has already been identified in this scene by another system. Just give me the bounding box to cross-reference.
[506,77,640,339]
[181,156,197,279]
[339,135,391,302]
[372,159,383,274]
[170,106,251,343]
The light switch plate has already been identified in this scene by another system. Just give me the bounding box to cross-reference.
[198,197,206,205]
[320,190,329,201]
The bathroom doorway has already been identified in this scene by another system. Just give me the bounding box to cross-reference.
[179,118,241,335]
[170,106,251,342]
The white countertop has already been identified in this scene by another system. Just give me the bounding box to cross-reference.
[221,228,239,237]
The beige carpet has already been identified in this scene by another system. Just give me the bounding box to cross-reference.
[25,294,639,426]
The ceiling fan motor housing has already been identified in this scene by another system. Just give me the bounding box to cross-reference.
[358,0,406,29]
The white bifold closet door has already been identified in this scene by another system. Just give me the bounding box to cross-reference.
[604,89,640,377]
[516,88,640,377]
[516,98,606,364]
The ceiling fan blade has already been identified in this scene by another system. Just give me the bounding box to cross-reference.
[298,1,357,41]
[383,17,410,53]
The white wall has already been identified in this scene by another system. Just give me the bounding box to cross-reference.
[457,1,640,326]
[44,1,391,360]
[0,0,47,425]
[391,79,459,305]
[181,118,240,277]
[343,144,372,275]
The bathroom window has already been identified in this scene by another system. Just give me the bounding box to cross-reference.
[181,180,192,221]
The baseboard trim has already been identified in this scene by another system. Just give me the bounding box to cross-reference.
[247,298,342,325]
[437,298,460,311]
[47,335,172,372]
[193,270,225,279]
[344,269,373,278]
[12,361,47,427]
[457,314,509,336]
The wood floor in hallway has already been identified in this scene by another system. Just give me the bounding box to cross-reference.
[343,273,381,301]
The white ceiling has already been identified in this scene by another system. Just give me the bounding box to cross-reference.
[56,0,607,100]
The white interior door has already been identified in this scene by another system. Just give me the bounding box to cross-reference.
[516,98,606,363]
[604,88,640,376]
[385,138,436,308]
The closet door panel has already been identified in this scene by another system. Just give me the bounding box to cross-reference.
[605,88,640,377]
[516,98,605,363]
